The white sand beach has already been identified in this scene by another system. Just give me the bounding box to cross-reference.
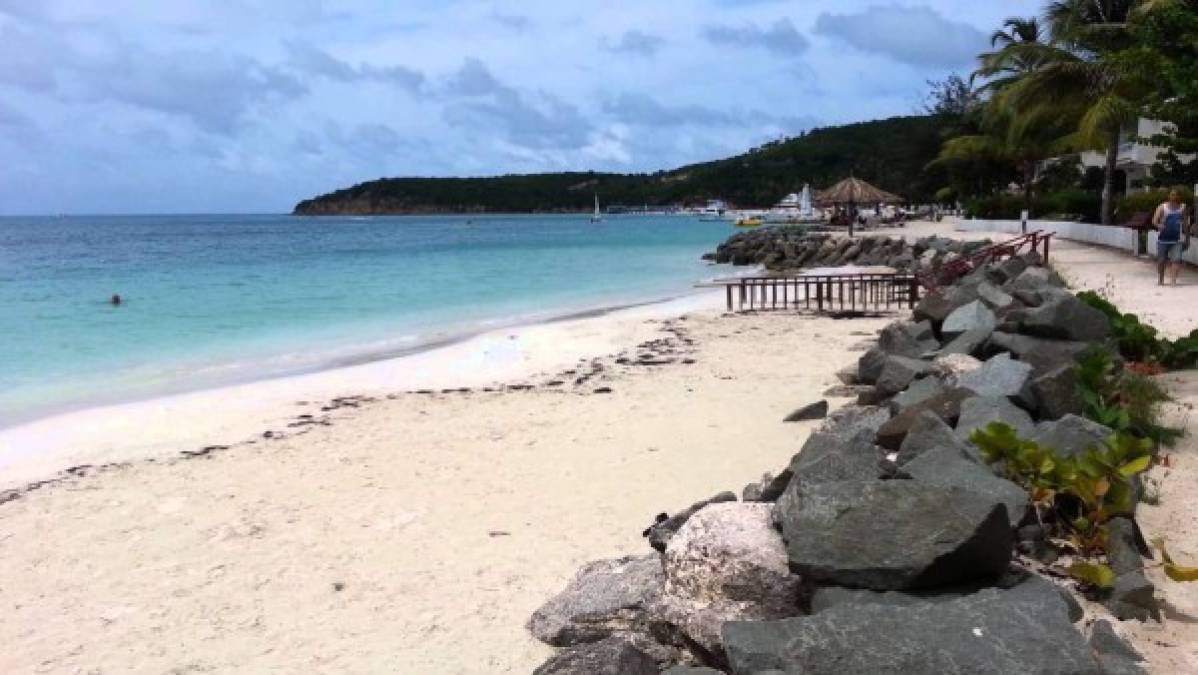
[0,282,889,673]
[3,220,1198,673]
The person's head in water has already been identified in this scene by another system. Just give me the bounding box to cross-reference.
[111,293,122,306]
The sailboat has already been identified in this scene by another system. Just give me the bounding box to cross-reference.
[590,193,603,223]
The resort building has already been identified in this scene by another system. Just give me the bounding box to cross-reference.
[1078,118,1194,193]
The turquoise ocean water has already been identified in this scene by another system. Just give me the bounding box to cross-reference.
[0,214,732,426]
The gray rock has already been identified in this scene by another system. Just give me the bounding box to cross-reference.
[956,396,1036,442]
[989,256,1029,285]
[1030,414,1113,459]
[985,332,1090,374]
[645,492,738,552]
[875,355,934,396]
[819,405,891,440]
[874,322,939,360]
[1004,266,1065,294]
[741,473,774,502]
[532,637,658,675]
[945,279,982,311]
[783,429,882,492]
[658,503,800,658]
[1105,570,1161,621]
[822,384,873,398]
[903,445,1029,527]
[1021,294,1112,342]
[957,353,1034,401]
[896,411,972,465]
[889,376,946,415]
[724,578,1098,674]
[1031,364,1084,420]
[662,668,724,675]
[977,281,1016,311]
[942,300,997,339]
[856,347,888,384]
[777,480,1011,590]
[1089,619,1146,675]
[913,291,953,324]
[1106,517,1150,577]
[783,400,828,422]
[528,555,664,647]
[834,365,859,385]
[941,327,992,357]
[875,387,974,450]
[808,573,1081,623]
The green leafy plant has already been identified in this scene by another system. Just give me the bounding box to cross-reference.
[1074,347,1180,446]
[971,422,1154,586]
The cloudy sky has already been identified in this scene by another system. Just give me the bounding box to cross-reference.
[0,0,1042,214]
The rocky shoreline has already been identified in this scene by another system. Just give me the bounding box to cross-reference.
[703,226,990,274]
[526,243,1158,674]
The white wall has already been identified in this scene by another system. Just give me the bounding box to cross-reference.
[958,219,1138,253]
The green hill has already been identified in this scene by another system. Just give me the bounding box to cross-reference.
[293,115,947,215]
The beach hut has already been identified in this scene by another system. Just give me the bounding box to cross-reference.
[817,177,902,237]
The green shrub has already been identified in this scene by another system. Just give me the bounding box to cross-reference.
[964,191,1101,222]
[1074,346,1180,446]
[971,422,1154,586]
[1117,188,1195,222]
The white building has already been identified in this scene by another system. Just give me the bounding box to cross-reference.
[1079,118,1194,192]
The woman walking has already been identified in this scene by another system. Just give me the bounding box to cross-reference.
[1154,188,1191,286]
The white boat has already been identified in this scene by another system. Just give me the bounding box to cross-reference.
[590,194,603,223]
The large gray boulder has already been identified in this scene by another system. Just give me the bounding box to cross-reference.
[895,411,972,466]
[957,353,1034,407]
[1004,266,1065,294]
[956,395,1036,442]
[1032,364,1085,420]
[877,320,939,358]
[941,300,997,339]
[780,429,882,495]
[875,387,974,450]
[985,332,1090,374]
[532,637,658,675]
[723,578,1099,674]
[819,405,891,440]
[1021,294,1112,343]
[657,503,800,658]
[1089,619,1147,675]
[902,445,1029,527]
[889,376,946,415]
[528,555,664,647]
[644,492,738,552]
[977,281,1016,310]
[913,291,953,325]
[777,480,1011,590]
[1030,414,1112,459]
[875,355,933,396]
[807,572,1082,623]
[941,327,992,357]
[856,347,888,384]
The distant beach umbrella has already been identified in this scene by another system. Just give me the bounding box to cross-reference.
[816,177,902,205]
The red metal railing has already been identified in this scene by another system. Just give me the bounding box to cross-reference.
[918,231,1053,290]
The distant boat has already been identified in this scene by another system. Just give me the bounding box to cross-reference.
[590,194,603,223]
[735,216,764,228]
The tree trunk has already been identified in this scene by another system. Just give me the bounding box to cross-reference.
[1101,127,1120,225]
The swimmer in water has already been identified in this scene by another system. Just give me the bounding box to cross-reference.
[111,293,122,306]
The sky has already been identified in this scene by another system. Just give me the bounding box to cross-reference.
[0,0,1043,214]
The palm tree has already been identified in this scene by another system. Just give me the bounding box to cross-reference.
[978,1,1150,224]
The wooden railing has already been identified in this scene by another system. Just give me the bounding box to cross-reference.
[918,231,1053,290]
[711,273,921,314]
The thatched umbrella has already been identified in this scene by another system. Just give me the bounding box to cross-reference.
[817,177,902,236]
